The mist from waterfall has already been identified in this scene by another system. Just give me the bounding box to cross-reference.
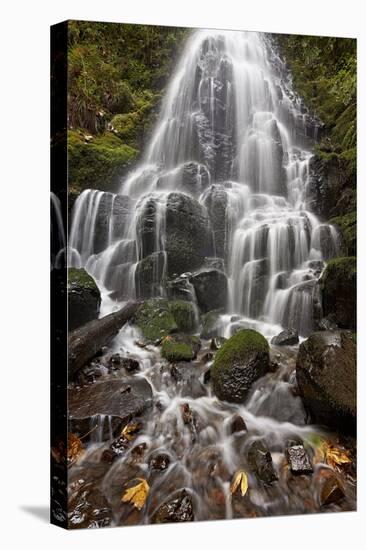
[68,29,339,336]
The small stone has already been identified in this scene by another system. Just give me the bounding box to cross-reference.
[151,489,194,523]
[286,444,313,475]
[203,368,211,384]
[101,449,117,464]
[229,414,247,434]
[320,474,345,506]
[149,453,171,471]
[202,352,214,362]
[247,440,278,484]
[271,329,299,346]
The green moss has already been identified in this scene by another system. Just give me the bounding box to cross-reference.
[161,335,196,362]
[68,267,99,293]
[168,300,196,333]
[328,211,356,256]
[133,299,178,342]
[68,130,138,192]
[200,309,223,339]
[211,329,269,383]
[322,256,356,286]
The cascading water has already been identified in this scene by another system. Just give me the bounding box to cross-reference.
[67,30,354,527]
[68,29,338,336]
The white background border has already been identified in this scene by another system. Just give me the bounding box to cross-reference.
[0,0,364,548]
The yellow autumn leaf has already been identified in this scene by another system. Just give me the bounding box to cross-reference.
[230,470,249,497]
[325,446,351,468]
[67,433,84,465]
[121,422,141,441]
[121,478,150,510]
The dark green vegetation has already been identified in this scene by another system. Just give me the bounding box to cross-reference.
[133,298,196,342]
[161,334,200,362]
[68,21,188,192]
[275,34,356,248]
[211,329,270,402]
[320,257,356,329]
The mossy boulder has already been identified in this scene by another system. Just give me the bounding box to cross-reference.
[168,300,197,333]
[133,298,197,342]
[133,299,177,342]
[211,329,270,402]
[296,331,356,433]
[68,130,138,192]
[68,268,101,331]
[320,257,356,329]
[161,334,200,362]
[200,309,223,339]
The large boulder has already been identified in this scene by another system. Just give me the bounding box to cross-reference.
[201,184,228,259]
[68,268,101,331]
[157,162,210,197]
[296,331,356,433]
[135,252,166,298]
[165,192,213,277]
[190,268,228,313]
[320,257,356,330]
[211,329,270,402]
[161,334,200,362]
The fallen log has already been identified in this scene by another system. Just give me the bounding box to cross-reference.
[68,300,140,377]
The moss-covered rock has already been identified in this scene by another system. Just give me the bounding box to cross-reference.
[320,257,356,329]
[211,329,270,402]
[168,300,197,333]
[161,334,200,362]
[68,130,138,192]
[200,309,223,339]
[296,331,356,433]
[68,268,101,331]
[133,299,178,342]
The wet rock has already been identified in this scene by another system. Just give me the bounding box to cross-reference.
[203,368,211,384]
[108,354,140,372]
[211,329,270,402]
[200,309,223,339]
[286,444,313,475]
[171,363,206,398]
[161,334,200,362]
[317,317,338,331]
[271,328,299,346]
[165,192,213,277]
[320,257,356,330]
[157,162,210,197]
[135,252,166,298]
[247,441,278,484]
[320,473,345,506]
[202,351,214,362]
[229,414,247,434]
[68,481,112,529]
[202,184,228,259]
[168,300,197,333]
[210,336,227,350]
[68,268,101,331]
[151,489,194,523]
[190,268,228,313]
[149,453,171,471]
[68,378,153,431]
[296,331,356,433]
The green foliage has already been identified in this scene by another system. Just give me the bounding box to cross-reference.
[275,35,356,151]
[211,329,269,381]
[68,130,137,191]
[322,256,356,292]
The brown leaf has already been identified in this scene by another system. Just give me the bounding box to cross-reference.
[230,470,248,497]
[67,433,84,466]
[121,478,150,510]
[325,445,351,469]
[121,422,141,441]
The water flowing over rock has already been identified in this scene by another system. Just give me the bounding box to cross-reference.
[68,30,339,337]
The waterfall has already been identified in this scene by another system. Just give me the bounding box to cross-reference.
[68,29,339,336]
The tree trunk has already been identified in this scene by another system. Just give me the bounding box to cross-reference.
[68,301,140,377]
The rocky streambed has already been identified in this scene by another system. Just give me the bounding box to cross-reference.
[59,298,356,528]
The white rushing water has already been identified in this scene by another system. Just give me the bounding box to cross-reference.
[68,29,339,337]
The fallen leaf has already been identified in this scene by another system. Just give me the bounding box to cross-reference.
[325,445,351,469]
[230,470,249,497]
[67,433,84,465]
[121,422,141,441]
[121,478,150,510]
